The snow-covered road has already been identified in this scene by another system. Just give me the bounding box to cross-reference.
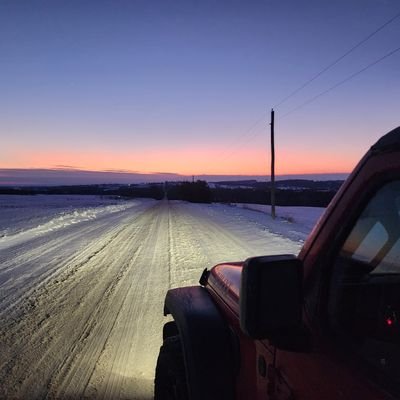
[0,198,306,399]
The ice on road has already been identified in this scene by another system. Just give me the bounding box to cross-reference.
[0,198,310,399]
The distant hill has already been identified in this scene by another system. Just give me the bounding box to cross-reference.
[0,179,345,207]
[213,179,344,191]
[210,179,344,207]
[0,168,349,187]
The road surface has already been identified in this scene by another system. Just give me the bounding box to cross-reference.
[0,200,299,399]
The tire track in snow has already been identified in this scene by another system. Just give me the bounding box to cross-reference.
[84,201,171,400]
[168,202,256,287]
[0,203,159,399]
[0,203,154,319]
[0,200,298,400]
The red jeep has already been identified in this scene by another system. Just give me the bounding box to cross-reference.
[155,127,400,400]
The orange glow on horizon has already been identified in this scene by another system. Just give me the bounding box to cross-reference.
[3,146,355,176]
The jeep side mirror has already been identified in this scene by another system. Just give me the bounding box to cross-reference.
[240,255,303,343]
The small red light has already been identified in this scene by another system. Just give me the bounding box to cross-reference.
[386,318,393,327]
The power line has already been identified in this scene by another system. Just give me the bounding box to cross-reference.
[215,10,400,167]
[281,45,400,119]
[218,45,400,162]
[274,9,400,108]
[221,44,400,159]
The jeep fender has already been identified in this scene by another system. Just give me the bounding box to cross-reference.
[164,286,236,400]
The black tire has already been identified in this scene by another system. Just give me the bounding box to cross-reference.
[163,321,179,340]
[154,335,189,400]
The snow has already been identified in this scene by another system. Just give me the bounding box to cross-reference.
[233,203,325,240]
[0,196,323,399]
[0,195,153,251]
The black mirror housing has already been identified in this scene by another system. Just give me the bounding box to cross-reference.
[240,255,303,340]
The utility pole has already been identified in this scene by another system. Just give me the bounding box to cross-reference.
[270,109,276,219]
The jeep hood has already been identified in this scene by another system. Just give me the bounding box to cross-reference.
[207,262,243,316]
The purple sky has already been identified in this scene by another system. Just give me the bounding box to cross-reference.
[0,0,399,185]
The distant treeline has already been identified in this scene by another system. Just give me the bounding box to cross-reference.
[211,187,337,207]
[166,180,340,206]
[0,179,343,207]
[167,180,212,203]
[215,179,343,191]
[0,185,165,200]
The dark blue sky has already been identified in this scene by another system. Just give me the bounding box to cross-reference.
[1,0,399,183]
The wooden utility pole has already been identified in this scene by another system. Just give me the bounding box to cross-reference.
[270,109,276,219]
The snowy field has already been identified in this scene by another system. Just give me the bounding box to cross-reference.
[0,195,323,399]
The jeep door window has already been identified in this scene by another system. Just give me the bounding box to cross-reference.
[329,180,400,395]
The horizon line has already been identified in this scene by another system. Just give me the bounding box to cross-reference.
[0,167,350,187]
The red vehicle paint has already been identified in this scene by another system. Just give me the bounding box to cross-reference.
[155,127,400,400]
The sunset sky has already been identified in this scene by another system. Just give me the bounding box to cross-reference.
[1,0,399,184]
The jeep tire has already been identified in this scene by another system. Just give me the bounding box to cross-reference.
[154,335,188,400]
